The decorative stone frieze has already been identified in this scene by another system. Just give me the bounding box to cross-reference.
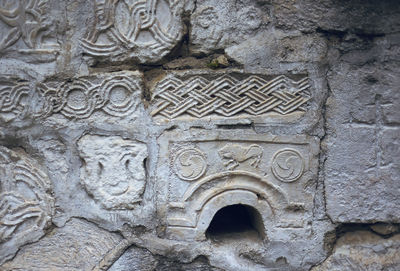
[0,71,144,123]
[150,71,311,123]
[0,76,30,122]
[36,71,143,119]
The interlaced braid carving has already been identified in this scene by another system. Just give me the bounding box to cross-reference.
[80,0,182,62]
[34,74,141,119]
[151,74,311,119]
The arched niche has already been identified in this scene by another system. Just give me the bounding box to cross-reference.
[206,204,266,240]
[166,172,289,241]
[194,190,273,240]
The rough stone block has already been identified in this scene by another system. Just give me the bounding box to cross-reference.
[190,0,269,55]
[1,218,122,271]
[312,231,400,271]
[325,59,400,222]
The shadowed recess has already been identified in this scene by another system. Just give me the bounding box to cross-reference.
[206,204,265,239]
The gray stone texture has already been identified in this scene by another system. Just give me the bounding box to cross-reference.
[324,18,400,223]
[0,0,399,270]
[312,231,400,271]
[1,218,122,271]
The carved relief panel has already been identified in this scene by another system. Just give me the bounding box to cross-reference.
[0,0,60,58]
[150,71,311,124]
[0,146,54,264]
[81,0,184,63]
[77,135,148,210]
[35,71,143,120]
[0,71,144,123]
[156,130,319,241]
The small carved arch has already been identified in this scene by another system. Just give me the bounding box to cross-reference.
[180,171,289,211]
[194,190,273,240]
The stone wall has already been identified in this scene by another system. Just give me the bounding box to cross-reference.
[0,0,399,270]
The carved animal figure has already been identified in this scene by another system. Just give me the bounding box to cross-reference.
[218,144,263,170]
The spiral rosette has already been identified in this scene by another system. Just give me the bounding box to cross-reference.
[173,148,207,181]
[271,149,304,183]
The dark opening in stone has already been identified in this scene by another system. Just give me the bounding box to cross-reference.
[206,204,265,239]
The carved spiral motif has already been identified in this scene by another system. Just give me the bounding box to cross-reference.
[173,148,207,181]
[271,149,304,182]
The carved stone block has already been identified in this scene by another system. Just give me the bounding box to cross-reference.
[0,146,54,265]
[190,0,266,55]
[150,71,311,124]
[156,130,320,241]
[0,71,144,123]
[77,135,148,210]
[35,71,144,120]
[0,0,60,60]
[81,0,184,64]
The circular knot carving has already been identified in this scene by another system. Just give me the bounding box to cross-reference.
[272,149,304,182]
[174,148,207,181]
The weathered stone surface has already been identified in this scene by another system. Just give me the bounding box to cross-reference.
[0,146,54,265]
[109,246,224,271]
[0,0,398,270]
[225,31,328,70]
[24,131,155,234]
[78,134,148,210]
[190,0,269,55]
[108,245,158,271]
[1,218,122,271]
[370,223,400,236]
[312,231,400,271]
[324,34,400,223]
